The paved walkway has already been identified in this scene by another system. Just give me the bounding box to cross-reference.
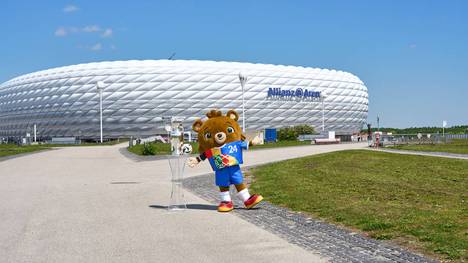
[1,143,364,263]
[0,142,435,263]
[371,148,468,160]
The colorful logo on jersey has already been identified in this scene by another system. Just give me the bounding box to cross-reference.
[205,147,239,170]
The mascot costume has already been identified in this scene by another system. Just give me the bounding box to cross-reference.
[188,109,263,212]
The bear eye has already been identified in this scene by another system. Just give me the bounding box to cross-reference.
[227,127,234,133]
[204,132,212,140]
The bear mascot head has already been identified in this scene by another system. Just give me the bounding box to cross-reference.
[192,109,245,153]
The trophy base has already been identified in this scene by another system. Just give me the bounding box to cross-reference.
[168,204,187,211]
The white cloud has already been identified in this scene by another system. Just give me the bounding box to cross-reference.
[54,25,115,38]
[101,28,113,38]
[55,27,67,37]
[63,5,79,13]
[82,25,101,33]
[90,43,102,51]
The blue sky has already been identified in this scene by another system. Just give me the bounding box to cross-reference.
[1,0,467,128]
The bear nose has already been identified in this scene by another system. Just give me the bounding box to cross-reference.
[217,133,223,139]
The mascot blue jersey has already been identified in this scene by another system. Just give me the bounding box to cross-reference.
[198,140,249,171]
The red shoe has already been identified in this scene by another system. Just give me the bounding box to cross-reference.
[244,194,263,209]
[218,201,234,212]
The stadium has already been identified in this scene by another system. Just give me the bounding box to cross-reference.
[0,60,368,140]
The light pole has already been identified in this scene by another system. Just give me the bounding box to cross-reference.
[33,124,37,142]
[321,93,326,132]
[442,120,447,137]
[377,115,380,133]
[238,73,248,132]
[96,81,106,143]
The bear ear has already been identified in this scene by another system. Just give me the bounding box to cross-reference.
[192,119,203,132]
[226,110,239,121]
[206,109,222,119]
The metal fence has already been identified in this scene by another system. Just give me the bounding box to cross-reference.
[445,134,468,139]
[376,133,468,147]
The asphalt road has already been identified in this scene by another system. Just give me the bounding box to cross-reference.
[0,142,367,263]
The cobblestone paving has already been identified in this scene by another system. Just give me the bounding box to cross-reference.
[184,173,438,263]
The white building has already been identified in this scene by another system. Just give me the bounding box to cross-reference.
[0,60,368,139]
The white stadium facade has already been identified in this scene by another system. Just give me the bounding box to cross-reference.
[0,60,368,140]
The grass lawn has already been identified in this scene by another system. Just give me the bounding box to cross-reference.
[0,139,128,157]
[389,139,468,155]
[0,144,50,157]
[127,140,312,155]
[249,150,468,262]
[50,139,129,147]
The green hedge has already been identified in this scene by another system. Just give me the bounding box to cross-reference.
[277,125,316,141]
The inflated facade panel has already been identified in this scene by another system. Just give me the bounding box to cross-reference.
[0,60,368,138]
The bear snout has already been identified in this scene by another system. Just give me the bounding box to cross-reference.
[215,132,226,144]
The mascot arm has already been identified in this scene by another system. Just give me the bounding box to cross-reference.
[242,134,262,147]
[197,152,207,162]
[187,152,207,168]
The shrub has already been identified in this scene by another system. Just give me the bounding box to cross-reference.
[142,142,156,155]
[277,125,315,141]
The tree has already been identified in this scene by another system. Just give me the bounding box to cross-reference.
[142,142,156,155]
[277,125,316,141]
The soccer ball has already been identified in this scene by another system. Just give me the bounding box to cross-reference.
[181,143,192,154]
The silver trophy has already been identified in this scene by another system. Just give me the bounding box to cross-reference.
[167,118,191,211]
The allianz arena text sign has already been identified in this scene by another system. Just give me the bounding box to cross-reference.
[267,87,321,101]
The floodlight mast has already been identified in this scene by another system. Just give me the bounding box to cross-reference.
[377,115,380,133]
[239,73,248,133]
[321,93,326,132]
[96,81,106,143]
[442,120,447,137]
[168,52,176,60]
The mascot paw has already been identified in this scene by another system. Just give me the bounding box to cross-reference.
[218,201,234,212]
[187,157,199,168]
[251,136,262,146]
